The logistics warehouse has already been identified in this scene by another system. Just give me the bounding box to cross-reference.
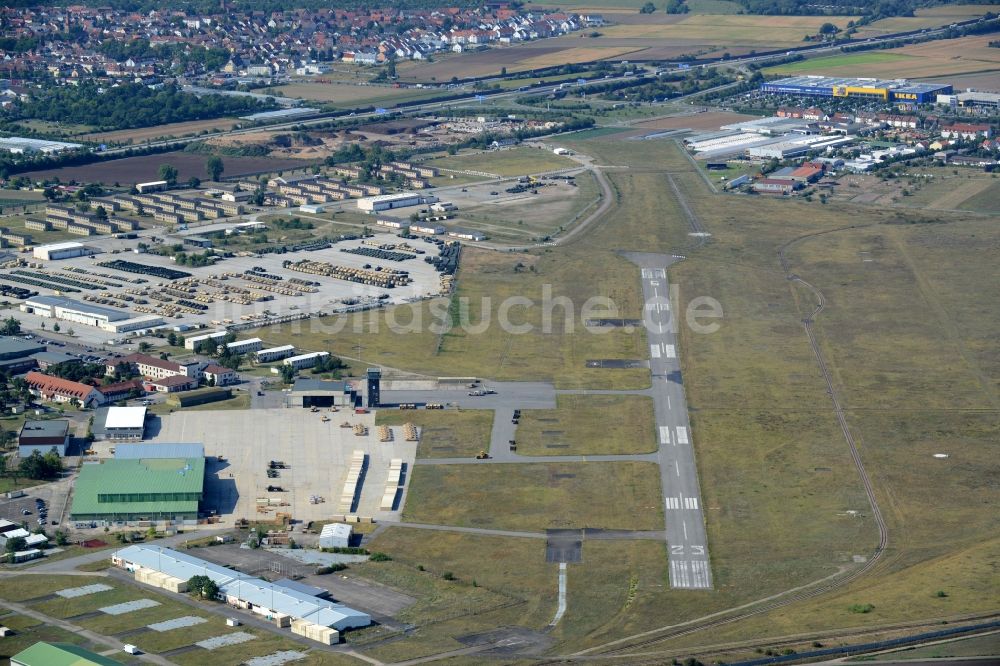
[761,76,952,103]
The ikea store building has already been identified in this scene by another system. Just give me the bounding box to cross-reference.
[761,76,952,103]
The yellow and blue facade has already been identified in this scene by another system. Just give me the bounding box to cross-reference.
[762,76,951,103]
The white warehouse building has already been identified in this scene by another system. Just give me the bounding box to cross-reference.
[33,241,93,261]
[226,337,263,355]
[21,295,164,333]
[283,351,329,370]
[357,192,425,212]
[255,345,295,363]
[112,545,370,644]
[184,331,227,350]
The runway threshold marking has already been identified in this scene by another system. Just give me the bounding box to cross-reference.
[676,426,689,444]
[664,344,676,358]
[650,344,661,359]
[659,426,671,445]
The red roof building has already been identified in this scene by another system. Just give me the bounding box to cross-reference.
[25,371,103,407]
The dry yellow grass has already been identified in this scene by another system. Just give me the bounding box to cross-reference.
[274,82,440,106]
[598,14,858,45]
[854,4,994,37]
[515,45,645,69]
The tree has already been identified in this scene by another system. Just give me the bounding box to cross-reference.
[138,341,152,353]
[18,450,62,480]
[187,575,220,599]
[4,536,26,554]
[94,205,108,220]
[819,22,839,35]
[640,2,656,13]
[205,156,224,182]
[0,316,20,336]
[167,332,179,347]
[158,164,179,186]
[280,364,296,385]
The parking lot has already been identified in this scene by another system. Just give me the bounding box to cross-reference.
[0,476,74,530]
[149,408,418,524]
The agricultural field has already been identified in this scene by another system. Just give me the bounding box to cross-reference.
[402,461,665,531]
[396,43,642,82]
[599,14,857,45]
[852,4,995,39]
[272,81,444,108]
[632,110,760,131]
[78,118,241,146]
[427,146,578,177]
[19,150,311,186]
[766,34,1000,79]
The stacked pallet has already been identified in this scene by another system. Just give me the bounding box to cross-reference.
[402,423,419,442]
[378,425,392,442]
[353,423,368,437]
[338,450,366,513]
[380,458,403,511]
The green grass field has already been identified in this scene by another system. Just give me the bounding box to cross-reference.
[0,613,101,664]
[375,409,493,458]
[764,51,919,75]
[427,146,578,177]
[402,461,664,531]
[515,394,657,456]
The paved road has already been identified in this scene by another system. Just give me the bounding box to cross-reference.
[626,252,712,590]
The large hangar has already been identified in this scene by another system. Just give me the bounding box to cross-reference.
[761,76,952,103]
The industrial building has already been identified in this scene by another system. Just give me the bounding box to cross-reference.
[255,344,296,363]
[0,336,46,374]
[112,545,371,642]
[102,406,147,440]
[32,241,94,261]
[184,330,227,350]
[357,192,425,212]
[225,337,263,355]
[114,443,205,459]
[18,420,70,457]
[287,378,358,408]
[10,642,124,666]
[20,295,164,333]
[0,137,83,155]
[937,90,1000,109]
[71,457,204,522]
[760,76,952,103]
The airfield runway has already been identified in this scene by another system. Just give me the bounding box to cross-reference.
[631,252,713,590]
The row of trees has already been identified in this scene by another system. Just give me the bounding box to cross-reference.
[5,83,272,132]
